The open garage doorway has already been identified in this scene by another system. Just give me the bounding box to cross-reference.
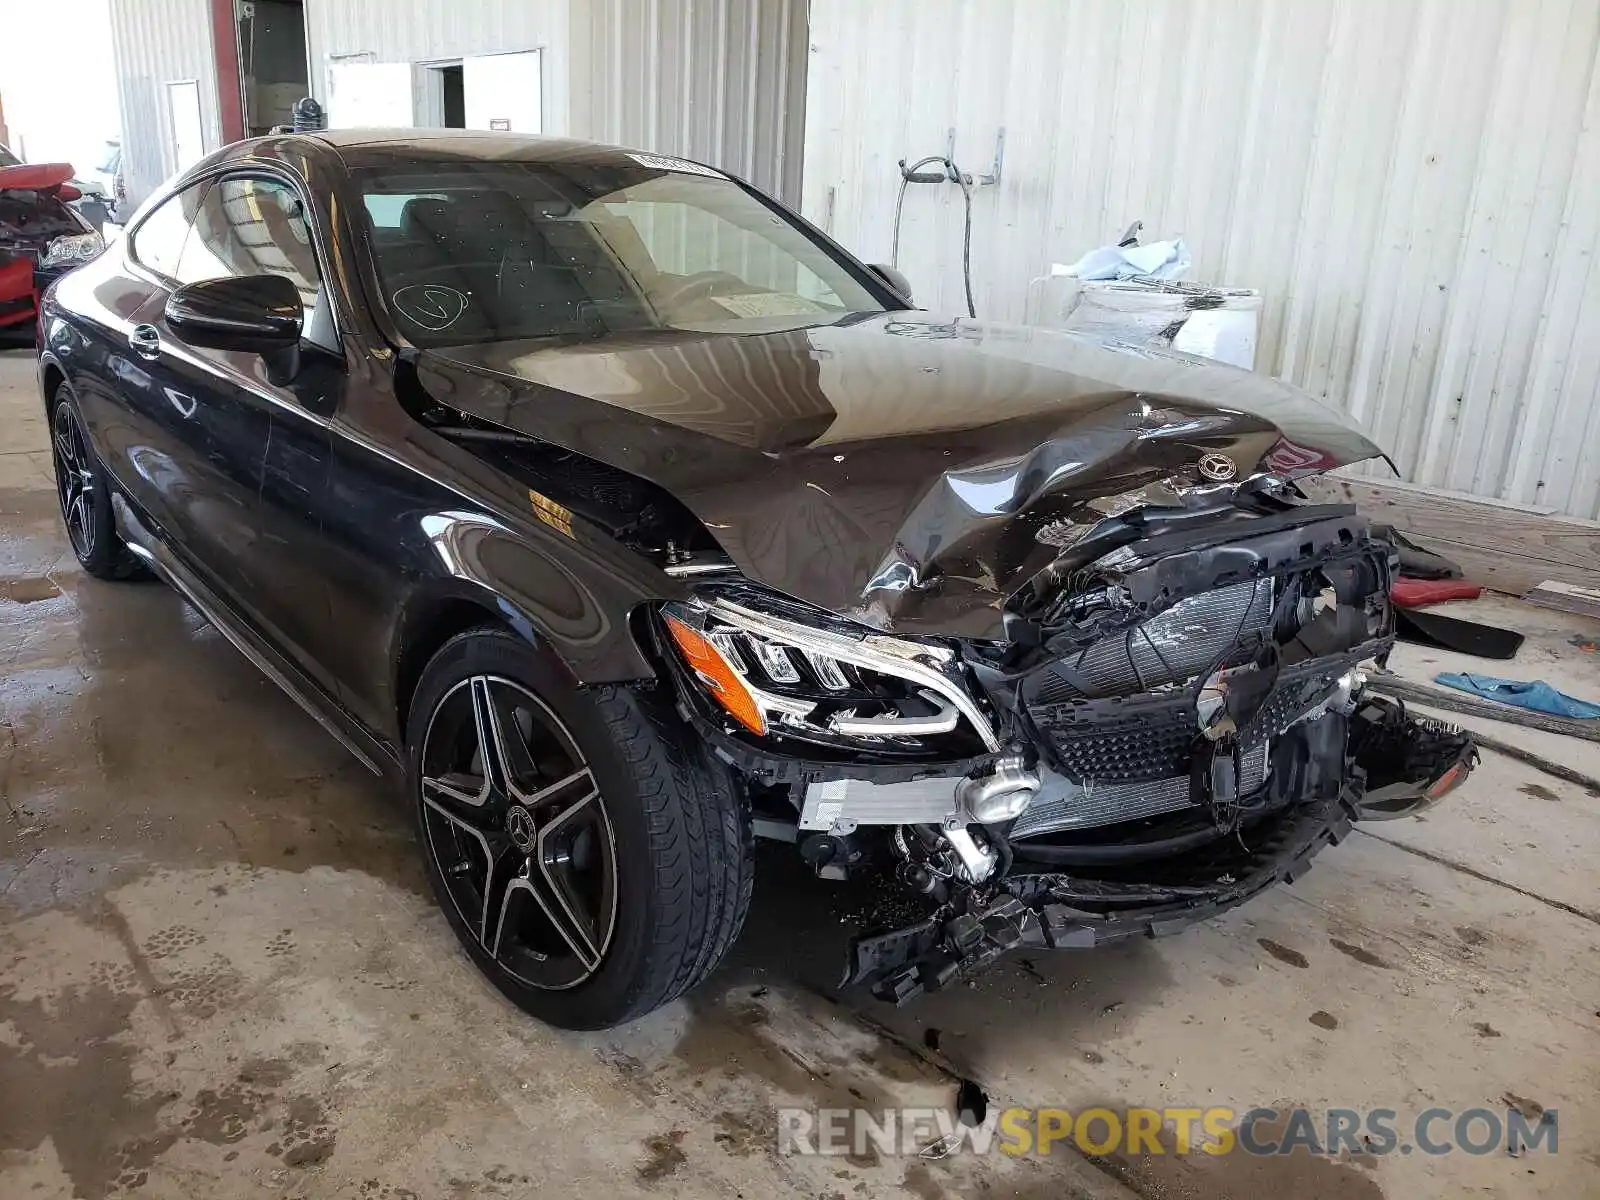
[422,63,467,129]
[424,51,542,133]
[235,0,310,136]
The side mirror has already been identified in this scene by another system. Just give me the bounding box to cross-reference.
[867,263,913,303]
[167,274,303,354]
[167,274,304,383]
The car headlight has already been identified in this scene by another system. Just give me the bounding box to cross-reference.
[661,594,1000,755]
[38,232,105,271]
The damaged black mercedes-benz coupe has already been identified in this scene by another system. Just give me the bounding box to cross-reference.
[36,131,1475,1028]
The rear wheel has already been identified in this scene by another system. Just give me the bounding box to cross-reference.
[50,385,146,581]
[407,627,753,1029]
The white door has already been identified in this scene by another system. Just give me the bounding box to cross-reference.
[463,51,542,133]
[166,81,205,172]
[327,61,415,128]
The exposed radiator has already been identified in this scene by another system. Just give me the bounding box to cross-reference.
[1029,577,1275,703]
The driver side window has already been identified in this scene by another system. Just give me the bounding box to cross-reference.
[176,176,322,315]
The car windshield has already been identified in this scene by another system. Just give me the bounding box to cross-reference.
[0,145,20,167]
[354,158,888,346]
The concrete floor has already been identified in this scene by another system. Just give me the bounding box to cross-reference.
[2,346,1597,1199]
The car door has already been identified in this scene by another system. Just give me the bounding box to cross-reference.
[77,181,213,552]
[127,180,277,608]
[163,172,349,699]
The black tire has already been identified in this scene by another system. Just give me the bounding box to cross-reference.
[406,627,753,1029]
[50,384,147,581]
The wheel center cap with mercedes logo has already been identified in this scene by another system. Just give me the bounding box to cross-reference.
[1197,452,1238,482]
[507,805,536,852]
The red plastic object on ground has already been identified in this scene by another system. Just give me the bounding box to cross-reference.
[1391,577,1483,609]
[0,163,75,192]
[0,258,37,329]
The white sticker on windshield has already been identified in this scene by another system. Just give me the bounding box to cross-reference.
[626,152,725,179]
[392,284,469,331]
[710,292,830,319]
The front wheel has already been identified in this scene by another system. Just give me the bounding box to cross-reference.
[407,627,753,1029]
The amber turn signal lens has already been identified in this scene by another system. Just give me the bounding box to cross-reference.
[664,615,767,735]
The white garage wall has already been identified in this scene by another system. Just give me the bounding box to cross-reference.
[107,0,223,206]
[804,0,1600,520]
[304,0,574,134]
[579,0,809,204]
[304,0,807,205]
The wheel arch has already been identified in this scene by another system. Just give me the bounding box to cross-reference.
[38,352,67,419]
[393,585,526,741]
[391,580,652,743]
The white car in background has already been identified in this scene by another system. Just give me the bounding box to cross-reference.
[70,139,124,225]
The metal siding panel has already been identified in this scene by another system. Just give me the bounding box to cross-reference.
[303,0,571,132]
[805,0,1600,518]
[108,0,223,206]
[582,0,808,204]
[1510,17,1600,516]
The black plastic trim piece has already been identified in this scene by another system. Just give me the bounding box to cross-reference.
[847,786,1362,1004]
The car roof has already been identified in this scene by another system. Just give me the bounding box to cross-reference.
[298,128,697,172]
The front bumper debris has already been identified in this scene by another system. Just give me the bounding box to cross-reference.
[844,788,1360,1003]
[841,699,1476,1003]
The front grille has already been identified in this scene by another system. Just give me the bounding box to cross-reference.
[1030,577,1275,704]
[1011,743,1270,839]
[1033,697,1198,783]
[1028,651,1364,786]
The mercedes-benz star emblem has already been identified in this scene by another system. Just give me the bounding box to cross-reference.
[1197,452,1238,482]
[506,805,536,853]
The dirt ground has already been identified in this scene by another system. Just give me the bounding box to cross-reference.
[2,345,1597,1199]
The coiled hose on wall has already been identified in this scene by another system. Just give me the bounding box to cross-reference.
[891,155,976,318]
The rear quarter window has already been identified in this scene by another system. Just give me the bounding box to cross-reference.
[130,183,208,278]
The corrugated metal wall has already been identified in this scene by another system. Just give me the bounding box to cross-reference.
[107,0,222,205]
[303,0,575,133]
[302,0,806,204]
[803,0,1600,519]
[107,0,807,211]
[579,0,808,204]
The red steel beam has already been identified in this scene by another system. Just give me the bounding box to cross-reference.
[210,0,246,143]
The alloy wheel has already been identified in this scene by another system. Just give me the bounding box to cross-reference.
[419,675,619,990]
[52,404,96,559]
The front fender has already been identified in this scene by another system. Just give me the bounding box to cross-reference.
[402,509,664,685]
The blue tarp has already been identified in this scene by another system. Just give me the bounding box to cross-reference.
[1434,673,1600,720]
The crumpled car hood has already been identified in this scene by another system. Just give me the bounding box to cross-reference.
[418,311,1383,636]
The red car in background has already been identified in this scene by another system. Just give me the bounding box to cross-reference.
[0,144,105,342]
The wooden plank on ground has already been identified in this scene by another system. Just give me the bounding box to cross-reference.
[1524,581,1600,620]
[1299,475,1600,595]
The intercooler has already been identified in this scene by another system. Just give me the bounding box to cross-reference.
[1009,743,1270,839]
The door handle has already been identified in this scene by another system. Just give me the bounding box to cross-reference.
[129,324,161,359]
